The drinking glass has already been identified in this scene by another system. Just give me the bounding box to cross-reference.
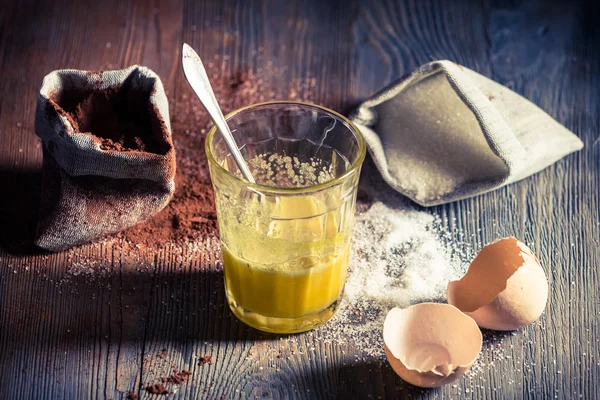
[206,101,366,333]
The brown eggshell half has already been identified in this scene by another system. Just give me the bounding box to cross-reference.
[383,303,482,388]
[447,237,548,331]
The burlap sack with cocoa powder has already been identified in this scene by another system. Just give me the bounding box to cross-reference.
[34,65,176,251]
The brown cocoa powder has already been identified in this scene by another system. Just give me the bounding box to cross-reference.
[141,349,195,396]
[117,172,217,245]
[145,383,171,395]
[197,355,213,366]
[49,84,167,154]
[166,369,192,384]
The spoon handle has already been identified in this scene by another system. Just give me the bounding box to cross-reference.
[182,43,255,183]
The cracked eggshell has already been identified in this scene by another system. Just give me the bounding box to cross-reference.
[448,237,548,331]
[383,303,482,388]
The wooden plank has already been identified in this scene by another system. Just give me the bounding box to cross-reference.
[0,0,598,399]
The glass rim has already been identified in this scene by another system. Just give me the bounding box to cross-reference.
[205,100,367,195]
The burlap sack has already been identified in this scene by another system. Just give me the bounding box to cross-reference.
[350,60,584,206]
[34,65,175,251]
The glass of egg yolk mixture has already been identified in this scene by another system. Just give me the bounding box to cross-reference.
[206,101,366,333]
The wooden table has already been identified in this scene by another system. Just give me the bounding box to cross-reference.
[1,0,598,398]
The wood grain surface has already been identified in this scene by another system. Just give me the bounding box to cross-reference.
[1,0,598,399]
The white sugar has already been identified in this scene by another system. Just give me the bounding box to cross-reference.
[317,199,474,358]
[346,203,459,307]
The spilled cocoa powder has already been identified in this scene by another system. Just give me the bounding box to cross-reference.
[145,383,171,395]
[141,348,196,396]
[166,369,192,384]
[117,171,217,245]
[197,355,213,366]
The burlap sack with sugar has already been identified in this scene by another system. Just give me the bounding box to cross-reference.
[350,60,584,206]
[34,65,176,251]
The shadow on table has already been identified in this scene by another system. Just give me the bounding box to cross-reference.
[0,260,281,350]
[0,166,44,255]
[297,359,436,398]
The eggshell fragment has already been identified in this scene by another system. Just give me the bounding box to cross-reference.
[383,303,482,388]
[447,237,548,331]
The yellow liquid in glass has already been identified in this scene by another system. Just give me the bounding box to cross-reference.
[222,196,350,333]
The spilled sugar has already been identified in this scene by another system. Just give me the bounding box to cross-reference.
[346,202,461,308]
[310,200,476,358]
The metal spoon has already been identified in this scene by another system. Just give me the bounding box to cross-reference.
[182,43,255,183]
